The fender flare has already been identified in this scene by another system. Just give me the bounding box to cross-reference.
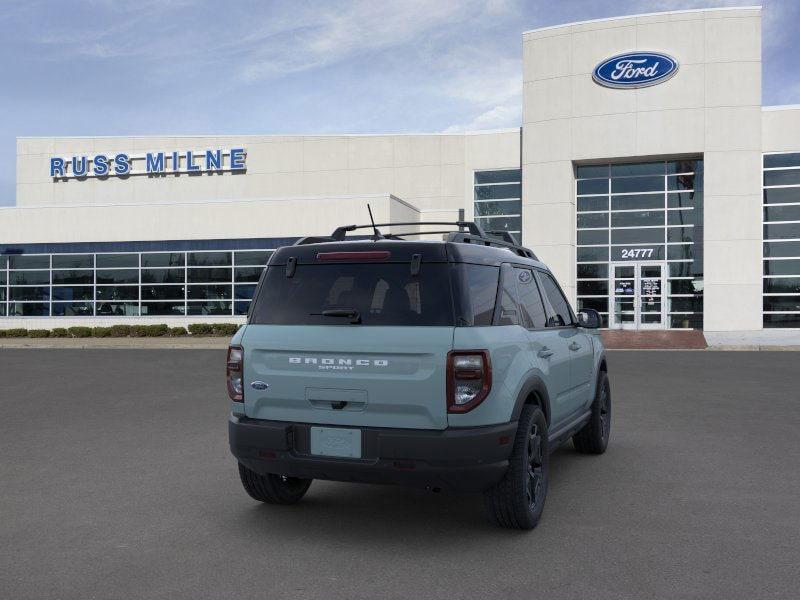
[511,372,553,426]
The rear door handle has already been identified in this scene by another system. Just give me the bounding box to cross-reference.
[569,342,582,351]
[538,347,554,359]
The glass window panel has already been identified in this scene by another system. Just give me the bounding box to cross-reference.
[764,153,800,168]
[667,245,694,261]
[577,212,608,229]
[96,269,138,284]
[763,278,800,294]
[97,253,138,268]
[141,302,185,316]
[515,269,547,329]
[234,251,272,266]
[669,297,703,312]
[763,241,800,258]
[611,228,664,244]
[187,301,232,316]
[577,297,608,312]
[667,191,702,209]
[8,302,49,316]
[669,280,702,295]
[764,170,800,186]
[764,223,800,240]
[234,301,251,316]
[577,196,609,212]
[10,287,49,301]
[764,205,800,223]
[667,227,694,244]
[474,199,521,216]
[234,284,258,300]
[187,284,232,300]
[667,209,696,226]
[576,165,608,178]
[611,176,663,194]
[577,247,609,262]
[53,286,94,301]
[474,215,521,233]
[0,255,6,269]
[51,302,94,317]
[611,162,664,176]
[611,210,664,228]
[141,268,185,284]
[96,286,139,301]
[52,270,92,284]
[667,174,696,191]
[611,194,664,210]
[188,251,232,267]
[474,184,521,200]
[763,187,800,205]
[141,285,185,300]
[9,255,49,269]
[670,314,704,329]
[96,302,139,316]
[764,259,800,276]
[234,267,265,283]
[0,271,5,285]
[764,314,800,328]
[577,230,608,245]
[474,169,520,184]
[0,304,5,316]
[668,262,696,277]
[763,296,800,312]
[187,267,231,283]
[141,253,185,267]
[10,270,50,285]
[577,281,608,295]
[577,179,608,195]
[0,288,5,301]
[538,272,574,327]
[667,160,701,174]
[577,264,608,279]
[52,254,93,269]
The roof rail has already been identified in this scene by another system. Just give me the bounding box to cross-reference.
[293,220,537,260]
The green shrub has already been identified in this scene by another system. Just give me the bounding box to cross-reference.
[68,326,92,338]
[168,326,188,337]
[188,323,213,336]
[5,328,28,338]
[0,329,5,338]
[109,324,132,337]
[129,325,148,338]
[91,327,112,338]
[28,329,51,338]
[145,324,169,337]
[212,323,239,336]
[51,328,69,338]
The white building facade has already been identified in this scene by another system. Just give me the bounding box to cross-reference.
[2,6,799,337]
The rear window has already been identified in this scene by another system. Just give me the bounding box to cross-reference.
[250,263,455,326]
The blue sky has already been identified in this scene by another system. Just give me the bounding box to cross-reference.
[1,0,798,206]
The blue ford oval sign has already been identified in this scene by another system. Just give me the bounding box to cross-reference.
[593,52,678,89]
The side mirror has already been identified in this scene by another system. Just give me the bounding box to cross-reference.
[577,308,601,329]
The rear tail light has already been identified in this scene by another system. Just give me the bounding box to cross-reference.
[447,350,491,413]
[227,345,243,401]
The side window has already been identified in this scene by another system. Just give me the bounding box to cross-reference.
[515,268,548,329]
[495,266,520,326]
[538,271,574,327]
[464,265,499,326]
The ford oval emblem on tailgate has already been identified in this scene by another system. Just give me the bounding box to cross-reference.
[250,381,269,390]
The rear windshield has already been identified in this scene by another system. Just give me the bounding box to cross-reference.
[250,263,455,326]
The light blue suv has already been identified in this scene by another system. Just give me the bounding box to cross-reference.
[228,222,610,529]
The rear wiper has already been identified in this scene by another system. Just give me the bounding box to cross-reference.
[310,309,362,324]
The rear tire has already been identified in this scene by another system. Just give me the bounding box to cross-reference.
[483,405,549,530]
[238,463,312,505]
[572,371,611,454]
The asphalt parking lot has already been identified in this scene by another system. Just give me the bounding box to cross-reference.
[1,349,799,600]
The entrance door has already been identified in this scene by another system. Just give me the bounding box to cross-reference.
[610,262,666,330]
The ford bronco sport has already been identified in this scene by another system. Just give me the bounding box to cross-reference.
[228,221,610,529]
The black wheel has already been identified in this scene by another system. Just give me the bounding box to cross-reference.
[573,371,611,454]
[483,405,549,530]
[238,463,312,505]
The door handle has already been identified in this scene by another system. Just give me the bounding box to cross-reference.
[537,347,554,359]
[569,342,582,351]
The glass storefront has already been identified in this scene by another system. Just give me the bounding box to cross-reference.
[763,153,800,328]
[0,249,274,318]
[575,159,704,329]
[474,169,522,242]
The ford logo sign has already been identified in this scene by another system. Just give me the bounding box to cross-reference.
[593,52,678,89]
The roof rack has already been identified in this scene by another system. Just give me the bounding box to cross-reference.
[293,221,537,260]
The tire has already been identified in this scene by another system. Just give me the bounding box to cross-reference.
[237,463,312,505]
[483,405,549,530]
[572,371,611,454]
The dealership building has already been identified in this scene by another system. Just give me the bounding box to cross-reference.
[2,6,799,340]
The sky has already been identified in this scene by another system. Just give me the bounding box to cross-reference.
[1,0,798,206]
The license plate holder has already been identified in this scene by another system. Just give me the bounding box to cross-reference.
[310,427,362,458]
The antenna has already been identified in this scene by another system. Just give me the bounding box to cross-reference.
[366,204,383,240]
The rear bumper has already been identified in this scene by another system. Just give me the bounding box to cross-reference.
[229,414,517,492]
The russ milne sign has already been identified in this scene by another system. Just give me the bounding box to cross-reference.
[49,148,246,179]
[592,52,678,89]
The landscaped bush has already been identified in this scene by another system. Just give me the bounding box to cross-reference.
[145,324,169,337]
[109,324,132,337]
[68,326,92,338]
[129,325,148,337]
[211,323,239,336]
[168,326,188,336]
[28,329,51,338]
[4,328,29,338]
[188,323,214,336]
[51,328,69,338]
[92,327,112,338]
